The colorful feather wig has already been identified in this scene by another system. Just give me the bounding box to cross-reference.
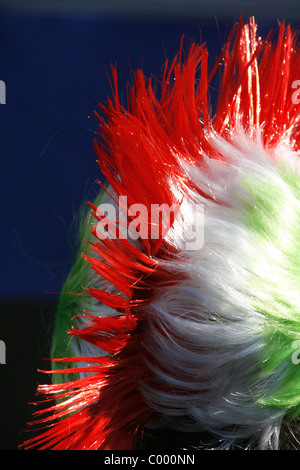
[22,16,300,450]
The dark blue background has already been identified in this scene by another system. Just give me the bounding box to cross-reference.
[0,8,281,300]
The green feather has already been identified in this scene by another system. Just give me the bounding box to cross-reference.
[51,188,106,384]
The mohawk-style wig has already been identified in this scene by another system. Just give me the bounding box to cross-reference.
[22,16,300,450]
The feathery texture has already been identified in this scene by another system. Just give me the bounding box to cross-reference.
[21,16,300,450]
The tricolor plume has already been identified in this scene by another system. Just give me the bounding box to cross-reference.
[21,16,300,450]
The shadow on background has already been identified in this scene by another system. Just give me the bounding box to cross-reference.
[0,297,56,450]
